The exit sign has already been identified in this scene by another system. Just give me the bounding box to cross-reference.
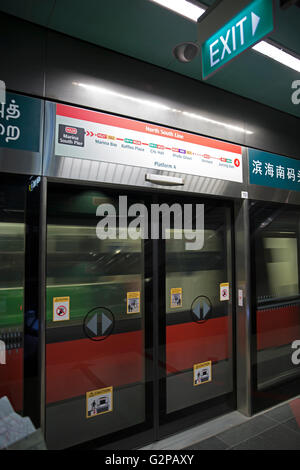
[202,0,275,80]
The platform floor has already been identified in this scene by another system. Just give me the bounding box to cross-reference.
[141,395,300,450]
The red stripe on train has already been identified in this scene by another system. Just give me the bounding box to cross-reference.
[257,304,300,350]
[2,306,298,408]
[46,330,143,403]
[45,318,229,404]
[44,305,300,404]
[0,349,23,412]
[166,317,229,374]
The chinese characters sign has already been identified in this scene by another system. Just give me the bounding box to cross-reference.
[249,148,300,192]
[0,92,41,152]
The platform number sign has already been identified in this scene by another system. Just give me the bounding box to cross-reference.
[53,297,70,322]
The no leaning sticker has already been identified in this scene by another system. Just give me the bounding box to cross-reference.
[170,288,182,308]
[53,296,70,322]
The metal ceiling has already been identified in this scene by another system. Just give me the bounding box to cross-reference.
[0,0,299,118]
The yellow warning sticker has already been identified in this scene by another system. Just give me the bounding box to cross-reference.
[170,288,182,308]
[86,386,113,418]
[53,296,70,322]
[220,282,230,301]
[193,361,212,386]
[127,291,140,314]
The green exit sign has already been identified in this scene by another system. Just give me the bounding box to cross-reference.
[202,0,275,80]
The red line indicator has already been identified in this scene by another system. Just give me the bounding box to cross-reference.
[65,127,77,135]
[57,103,242,155]
[142,143,148,146]
[117,138,124,141]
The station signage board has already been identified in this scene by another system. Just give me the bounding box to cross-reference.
[202,0,275,80]
[249,148,300,192]
[55,104,243,183]
[0,92,41,152]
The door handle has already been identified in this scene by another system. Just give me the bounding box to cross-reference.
[145,174,185,186]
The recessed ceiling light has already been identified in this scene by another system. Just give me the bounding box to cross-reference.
[252,40,300,73]
[151,0,205,22]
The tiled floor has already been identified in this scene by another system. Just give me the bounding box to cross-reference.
[140,396,300,450]
[141,411,249,450]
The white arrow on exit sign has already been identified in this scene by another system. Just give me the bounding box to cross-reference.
[251,12,261,36]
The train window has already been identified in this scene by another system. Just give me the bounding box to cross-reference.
[251,202,300,394]
[256,235,298,301]
[165,228,224,316]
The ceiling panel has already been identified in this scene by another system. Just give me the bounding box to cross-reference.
[0,0,299,118]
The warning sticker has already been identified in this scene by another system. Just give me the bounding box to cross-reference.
[170,288,182,308]
[53,296,70,322]
[86,386,113,418]
[193,361,212,386]
[220,282,230,301]
[127,292,140,314]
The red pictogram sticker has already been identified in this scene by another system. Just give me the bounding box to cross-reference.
[53,296,70,322]
[56,305,67,316]
[234,159,240,167]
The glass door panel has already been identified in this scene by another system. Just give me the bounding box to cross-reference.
[45,185,149,449]
[164,200,234,416]
[0,176,25,414]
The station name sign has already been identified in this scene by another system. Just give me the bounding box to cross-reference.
[55,104,243,183]
[0,92,41,152]
[249,148,300,192]
[202,0,274,80]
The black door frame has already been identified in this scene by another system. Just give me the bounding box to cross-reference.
[25,178,237,449]
[154,192,237,440]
